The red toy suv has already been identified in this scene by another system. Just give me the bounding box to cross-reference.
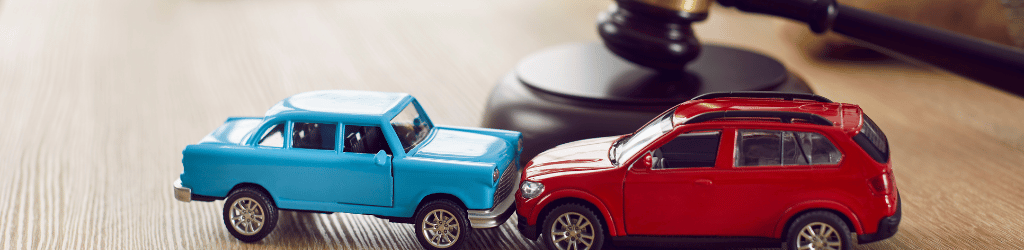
[514,92,899,250]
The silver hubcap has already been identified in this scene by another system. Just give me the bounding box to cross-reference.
[422,209,460,248]
[796,222,842,250]
[229,197,265,236]
[550,212,595,250]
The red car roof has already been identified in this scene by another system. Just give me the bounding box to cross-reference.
[673,97,864,135]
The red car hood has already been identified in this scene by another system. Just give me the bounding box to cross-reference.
[524,136,619,180]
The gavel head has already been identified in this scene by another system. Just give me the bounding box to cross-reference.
[598,0,714,71]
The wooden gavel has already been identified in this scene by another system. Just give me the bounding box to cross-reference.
[599,0,1024,96]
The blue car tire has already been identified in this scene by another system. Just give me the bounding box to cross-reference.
[223,187,278,243]
[415,199,471,250]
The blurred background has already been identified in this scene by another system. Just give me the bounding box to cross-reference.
[1,0,1023,249]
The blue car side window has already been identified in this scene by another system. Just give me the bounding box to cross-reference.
[258,123,285,148]
[293,122,337,150]
[343,125,392,155]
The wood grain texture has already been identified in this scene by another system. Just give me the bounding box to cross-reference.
[0,0,1022,249]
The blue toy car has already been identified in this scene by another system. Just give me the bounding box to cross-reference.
[173,90,522,250]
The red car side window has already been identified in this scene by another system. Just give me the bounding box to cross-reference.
[736,130,782,167]
[735,129,841,167]
[795,131,842,165]
[651,131,721,169]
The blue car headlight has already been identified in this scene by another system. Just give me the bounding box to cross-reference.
[520,181,544,199]
[493,168,500,183]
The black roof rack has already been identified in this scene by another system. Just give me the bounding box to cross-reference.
[683,111,835,126]
[690,91,833,103]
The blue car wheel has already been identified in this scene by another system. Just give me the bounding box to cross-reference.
[223,187,278,242]
[415,199,470,250]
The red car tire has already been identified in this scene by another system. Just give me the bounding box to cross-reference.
[541,203,606,250]
[785,211,852,250]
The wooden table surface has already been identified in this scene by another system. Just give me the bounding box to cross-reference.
[2,0,1023,249]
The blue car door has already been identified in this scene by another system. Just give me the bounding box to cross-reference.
[280,122,394,207]
[329,124,395,207]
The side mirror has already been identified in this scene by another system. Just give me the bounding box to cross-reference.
[634,151,653,170]
[374,150,391,167]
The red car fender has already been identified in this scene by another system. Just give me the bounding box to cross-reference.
[773,200,864,238]
[531,189,621,237]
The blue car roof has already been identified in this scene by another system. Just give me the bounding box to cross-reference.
[265,90,412,120]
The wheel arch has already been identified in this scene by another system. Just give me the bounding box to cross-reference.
[532,189,619,237]
[229,182,274,204]
[417,193,468,212]
[775,201,863,240]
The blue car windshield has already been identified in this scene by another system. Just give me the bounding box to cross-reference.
[391,102,433,152]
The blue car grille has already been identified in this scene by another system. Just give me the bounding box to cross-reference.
[493,163,517,208]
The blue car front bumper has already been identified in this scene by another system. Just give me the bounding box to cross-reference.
[467,168,520,229]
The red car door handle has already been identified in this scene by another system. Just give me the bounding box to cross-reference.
[696,179,713,186]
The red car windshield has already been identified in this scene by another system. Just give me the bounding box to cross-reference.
[612,111,674,166]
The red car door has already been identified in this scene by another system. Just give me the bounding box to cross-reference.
[622,129,731,236]
[708,128,846,237]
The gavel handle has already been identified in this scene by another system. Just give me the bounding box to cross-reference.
[719,0,1024,96]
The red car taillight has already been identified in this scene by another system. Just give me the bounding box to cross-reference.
[868,171,895,195]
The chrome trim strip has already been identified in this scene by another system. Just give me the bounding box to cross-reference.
[468,168,520,229]
[173,178,191,202]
